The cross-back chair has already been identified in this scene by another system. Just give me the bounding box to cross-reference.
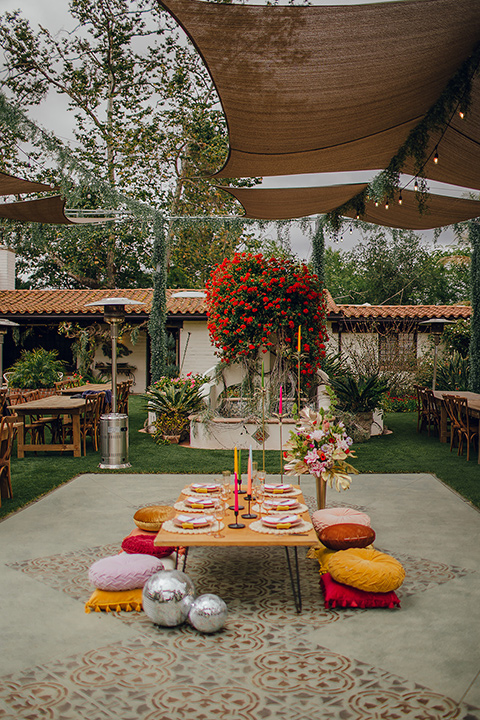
[443,394,479,462]
[0,415,16,506]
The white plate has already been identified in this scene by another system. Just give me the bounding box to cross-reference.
[262,514,301,528]
[173,514,214,528]
[263,498,299,510]
[264,483,293,494]
[190,483,221,493]
[184,496,216,508]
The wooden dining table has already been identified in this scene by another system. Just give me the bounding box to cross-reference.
[433,390,480,443]
[154,484,317,613]
[60,383,111,396]
[14,395,88,458]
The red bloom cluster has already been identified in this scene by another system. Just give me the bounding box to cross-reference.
[206,252,328,385]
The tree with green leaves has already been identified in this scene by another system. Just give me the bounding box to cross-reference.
[0,0,249,289]
[325,227,471,305]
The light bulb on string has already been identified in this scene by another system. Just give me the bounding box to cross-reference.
[459,110,464,119]
[414,178,419,192]
[356,213,360,220]
[374,201,379,207]
[398,192,403,205]
[340,235,344,243]
[433,148,439,164]
[349,225,353,234]
[385,200,389,210]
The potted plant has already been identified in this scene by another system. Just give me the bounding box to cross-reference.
[7,348,65,395]
[144,373,207,443]
[329,373,389,438]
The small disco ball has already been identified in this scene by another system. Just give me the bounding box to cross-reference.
[188,593,228,634]
[143,570,195,627]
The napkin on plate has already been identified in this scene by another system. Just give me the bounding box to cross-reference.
[264,483,292,494]
[264,498,298,510]
[185,496,215,508]
[262,514,301,529]
[190,483,220,493]
[173,514,214,529]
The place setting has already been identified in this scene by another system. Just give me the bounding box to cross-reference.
[162,499,227,537]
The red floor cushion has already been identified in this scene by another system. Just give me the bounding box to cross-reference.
[122,532,175,559]
[320,573,401,609]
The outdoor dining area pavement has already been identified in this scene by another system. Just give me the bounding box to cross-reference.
[0,470,478,719]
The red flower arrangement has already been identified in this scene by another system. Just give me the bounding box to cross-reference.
[206,252,328,388]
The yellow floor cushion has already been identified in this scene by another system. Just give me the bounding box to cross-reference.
[328,547,405,593]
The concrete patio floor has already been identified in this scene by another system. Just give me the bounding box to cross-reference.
[0,471,479,719]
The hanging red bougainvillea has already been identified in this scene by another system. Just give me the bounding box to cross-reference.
[206,252,327,387]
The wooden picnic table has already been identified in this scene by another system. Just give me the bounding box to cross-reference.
[14,395,88,458]
[433,390,480,443]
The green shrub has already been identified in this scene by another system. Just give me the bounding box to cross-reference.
[8,348,65,389]
[381,393,417,413]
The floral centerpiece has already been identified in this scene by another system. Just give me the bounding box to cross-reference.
[284,407,358,508]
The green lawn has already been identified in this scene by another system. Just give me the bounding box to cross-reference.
[1,396,478,520]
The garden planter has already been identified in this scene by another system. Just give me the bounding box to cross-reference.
[163,434,181,444]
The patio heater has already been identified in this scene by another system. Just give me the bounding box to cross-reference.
[85,297,144,469]
[0,318,19,385]
[418,318,454,391]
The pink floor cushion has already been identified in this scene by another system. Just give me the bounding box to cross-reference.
[121,532,175,559]
[312,507,371,535]
[320,573,401,609]
[328,547,405,593]
[319,523,376,550]
[89,553,164,591]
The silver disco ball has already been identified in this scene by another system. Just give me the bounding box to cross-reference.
[188,593,228,634]
[142,570,195,627]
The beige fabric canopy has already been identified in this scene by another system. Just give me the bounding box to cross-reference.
[220,184,367,221]
[160,0,480,179]
[0,196,105,225]
[220,184,480,229]
[0,171,55,196]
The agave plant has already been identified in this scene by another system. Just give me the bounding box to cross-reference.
[330,373,389,414]
[144,375,207,417]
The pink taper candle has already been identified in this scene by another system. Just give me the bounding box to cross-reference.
[247,445,253,495]
[234,471,239,512]
[279,386,283,415]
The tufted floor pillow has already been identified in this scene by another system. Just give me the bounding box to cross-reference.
[320,573,401,609]
[89,553,164,591]
[312,507,371,535]
[328,547,405,593]
[122,532,176,559]
[319,523,376,550]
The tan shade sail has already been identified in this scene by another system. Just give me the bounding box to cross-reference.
[0,171,55,196]
[404,72,480,191]
[220,183,367,221]
[342,189,480,230]
[160,0,480,179]
[0,196,76,224]
[219,184,480,228]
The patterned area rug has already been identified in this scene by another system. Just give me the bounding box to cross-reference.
[0,498,480,720]
[2,537,479,720]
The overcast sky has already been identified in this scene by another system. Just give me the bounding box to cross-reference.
[0,0,464,257]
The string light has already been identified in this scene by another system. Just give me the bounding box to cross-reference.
[375,201,379,207]
[433,147,439,164]
[398,192,403,205]
[414,178,419,192]
[385,200,389,209]
[459,110,464,119]
[356,213,360,220]
[349,225,353,234]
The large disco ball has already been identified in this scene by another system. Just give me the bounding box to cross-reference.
[188,593,228,634]
[143,570,195,627]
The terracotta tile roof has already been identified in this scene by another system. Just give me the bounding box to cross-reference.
[0,288,208,318]
[0,287,469,322]
[335,303,471,320]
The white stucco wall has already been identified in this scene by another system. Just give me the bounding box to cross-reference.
[0,247,15,290]
[179,320,218,377]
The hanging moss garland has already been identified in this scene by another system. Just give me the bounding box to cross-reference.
[469,219,480,393]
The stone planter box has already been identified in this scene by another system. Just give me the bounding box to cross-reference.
[189,415,297,451]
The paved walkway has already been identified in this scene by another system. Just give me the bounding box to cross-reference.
[0,472,479,719]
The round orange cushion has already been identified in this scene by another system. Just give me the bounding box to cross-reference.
[328,547,405,593]
[319,523,376,550]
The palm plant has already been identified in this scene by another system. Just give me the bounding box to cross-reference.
[330,373,389,414]
[8,348,64,389]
